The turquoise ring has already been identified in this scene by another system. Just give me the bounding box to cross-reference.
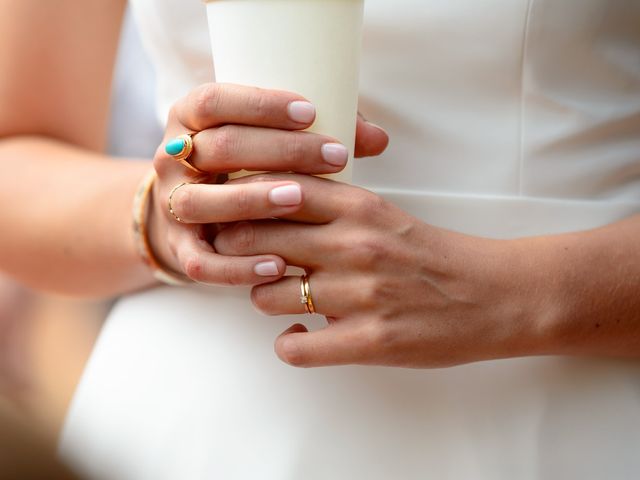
[165,133,204,174]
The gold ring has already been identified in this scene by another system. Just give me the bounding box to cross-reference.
[168,182,190,223]
[165,133,205,174]
[299,274,316,314]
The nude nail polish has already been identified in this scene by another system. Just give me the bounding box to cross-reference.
[254,261,280,277]
[288,101,316,124]
[321,143,349,167]
[269,184,302,206]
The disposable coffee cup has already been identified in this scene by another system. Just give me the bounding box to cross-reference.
[204,0,365,183]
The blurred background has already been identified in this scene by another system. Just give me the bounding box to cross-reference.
[0,274,106,479]
[0,7,162,478]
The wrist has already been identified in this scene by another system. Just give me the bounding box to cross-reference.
[426,231,560,362]
[133,171,191,286]
[147,180,176,273]
[521,222,640,359]
[452,234,566,361]
[500,235,572,358]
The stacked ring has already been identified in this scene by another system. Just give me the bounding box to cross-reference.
[165,133,205,174]
[168,182,190,223]
[299,274,316,314]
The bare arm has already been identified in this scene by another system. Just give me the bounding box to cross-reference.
[525,213,640,358]
[0,0,155,297]
[213,175,640,367]
[0,0,390,298]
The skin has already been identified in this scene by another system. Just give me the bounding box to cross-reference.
[150,84,388,285]
[0,274,30,393]
[0,0,637,369]
[0,0,387,297]
[213,174,640,368]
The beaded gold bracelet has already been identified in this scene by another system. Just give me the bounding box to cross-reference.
[132,170,192,286]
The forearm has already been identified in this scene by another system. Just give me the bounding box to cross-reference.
[520,214,640,358]
[0,135,155,298]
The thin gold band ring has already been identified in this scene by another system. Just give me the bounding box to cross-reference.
[300,274,316,315]
[168,182,190,223]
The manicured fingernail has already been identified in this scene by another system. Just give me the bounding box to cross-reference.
[288,101,316,124]
[321,143,348,167]
[269,184,302,206]
[254,261,280,277]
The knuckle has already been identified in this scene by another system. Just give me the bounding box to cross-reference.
[356,277,393,310]
[153,145,171,175]
[211,126,236,166]
[251,88,271,120]
[231,187,252,218]
[221,261,244,286]
[357,278,380,310]
[172,188,195,220]
[182,255,205,282]
[245,174,273,185]
[283,134,306,167]
[232,222,256,251]
[166,105,179,124]
[353,234,388,270]
[192,87,211,122]
[349,190,386,221]
[192,84,222,123]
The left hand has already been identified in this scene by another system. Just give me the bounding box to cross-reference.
[214,174,546,368]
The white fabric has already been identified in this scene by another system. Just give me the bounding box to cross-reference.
[107,7,163,159]
[61,1,640,479]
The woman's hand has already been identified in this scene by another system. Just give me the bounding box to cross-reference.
[213,174,547,368]
[0,1,384,298]
[149,83,389,286]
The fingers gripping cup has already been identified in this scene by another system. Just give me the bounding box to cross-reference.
[204,0,365,183]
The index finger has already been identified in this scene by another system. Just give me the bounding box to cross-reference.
[170,83,317,133]
[226,173,372,225]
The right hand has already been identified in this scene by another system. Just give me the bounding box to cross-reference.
[148,83,389,287]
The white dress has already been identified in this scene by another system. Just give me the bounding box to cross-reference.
[60,1,640,479]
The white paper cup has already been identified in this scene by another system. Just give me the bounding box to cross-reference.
[204,0,365,183]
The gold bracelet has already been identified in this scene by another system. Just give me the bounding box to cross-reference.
[132,170,192,286]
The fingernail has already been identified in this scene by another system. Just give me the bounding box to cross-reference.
[367,121,388,135]
[269,184,302,206]
[288,101,316,124]
[254,261,280,277]
[321,143,349,167]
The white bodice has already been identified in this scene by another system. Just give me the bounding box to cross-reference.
[60,2,640,479]
[128,0,640,239]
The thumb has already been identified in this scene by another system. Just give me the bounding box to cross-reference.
[354,113,389,158]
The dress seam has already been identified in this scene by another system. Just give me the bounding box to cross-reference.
[370,186,640,207]
[518,0,535,196]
